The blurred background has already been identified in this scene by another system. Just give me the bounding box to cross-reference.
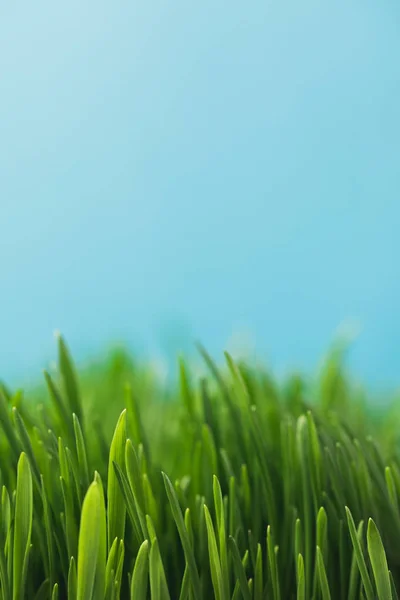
[1,0,399,388]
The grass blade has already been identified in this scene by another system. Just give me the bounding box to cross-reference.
[345,507,374,600]
[77,481,102,600]
[204,504,224,600]
[367,518,392,600]
[68,557,77,600]
[348,520,364,600]
[297,554,305,600]
[162,472,201,600]
[73,414,90,492]
[131,539,149,600]
[92,472,107,599]
[267,526,281,600]
[51,583,59,600]
[57,334,83,423]
[228,536,251,600]
[149,538,170,600]
[213,475,230,600]
[316,546,331,600]
[13,453,33,600]
[107,410,127,552]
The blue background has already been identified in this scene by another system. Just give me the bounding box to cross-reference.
[1,0,399,386]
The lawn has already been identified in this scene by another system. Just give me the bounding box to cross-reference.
[0,335,399,599]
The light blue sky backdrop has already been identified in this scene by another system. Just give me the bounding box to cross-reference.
[1,0,399,386]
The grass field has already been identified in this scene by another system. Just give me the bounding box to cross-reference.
[0,335,399,599]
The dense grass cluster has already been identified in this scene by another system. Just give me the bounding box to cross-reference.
[0,336,400,599]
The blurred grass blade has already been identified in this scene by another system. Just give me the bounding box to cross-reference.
[12,408,41,490]
[43,370,72,439]
[73,414,90,491]
[179,358,196,419]
[57,334,83,422]
[125,439,147,538]
[0,543,9,600]
[390,572,399,600]
[125,385,149,457]
[34,579,50,600]
[385,467,398,510]
[112,460,143,543]
[0,389,21,459]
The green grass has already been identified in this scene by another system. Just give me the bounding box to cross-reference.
[0,335,400,598]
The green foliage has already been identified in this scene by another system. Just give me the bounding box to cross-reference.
[0,336,399,598]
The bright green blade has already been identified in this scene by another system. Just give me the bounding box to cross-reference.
[68,557,77,600]
[125,439,147,538]
[345,507,374,600]
[149,538,170,600]
[212,475,230,600]
[162,472,201,600]
[367,518,392,600]
[13,453,33,600]
[107,410,127,552]
[77,481,102,600]
[51,583,59,600]
[228,536,251,600]
[130,540,149,600]
[316,546,331,600]
[92,472,106,599]
[297,554,305,600]
[204,504,224,600]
